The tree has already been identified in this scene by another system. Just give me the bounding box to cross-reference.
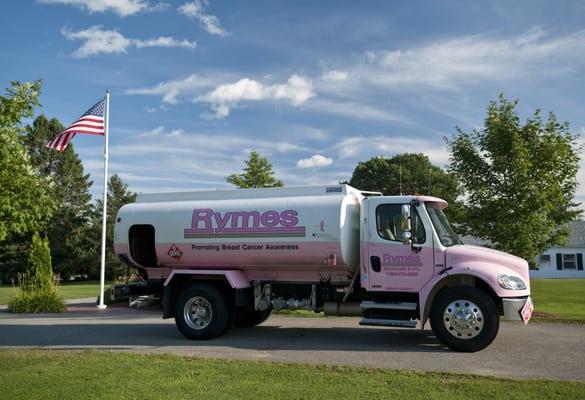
[226,151,284,188]
[0,81,55,242]
[90,174,137,280]
[25,232,54,291]
[21,115,94,279]
[7,232,66,313]
[349,153,462,221]
[447,95,582,267]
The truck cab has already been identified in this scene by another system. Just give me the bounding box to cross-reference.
[360,195,532,350]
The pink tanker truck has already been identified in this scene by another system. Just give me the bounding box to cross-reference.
[114,184,533,352]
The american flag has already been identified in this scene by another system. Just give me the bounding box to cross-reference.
[46,97,105,151]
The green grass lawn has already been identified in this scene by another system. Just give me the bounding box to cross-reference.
[531,279,585,323]
[0,281,107,304]
[0,350,582,400]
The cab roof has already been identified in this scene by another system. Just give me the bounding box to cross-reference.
[376,195,449,209]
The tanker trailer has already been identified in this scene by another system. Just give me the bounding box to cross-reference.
[114,184,533,352]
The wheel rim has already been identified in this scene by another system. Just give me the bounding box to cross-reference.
[443,299,484,339]
[184,296,213,330]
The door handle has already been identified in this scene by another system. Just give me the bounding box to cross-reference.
[370,256,381,272]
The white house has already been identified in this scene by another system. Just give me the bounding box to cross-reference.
[530,221,585,278]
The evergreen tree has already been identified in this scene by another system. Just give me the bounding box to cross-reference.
[21,115,94,279]
[226,151,284,188]
[91,174,137,280]
[26,232,54,290]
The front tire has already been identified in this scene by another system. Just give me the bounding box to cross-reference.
[430,286,499,352]
[174,284,230,340]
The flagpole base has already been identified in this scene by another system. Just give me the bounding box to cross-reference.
[97,304,108,310]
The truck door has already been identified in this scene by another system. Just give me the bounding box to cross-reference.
[363,198,435,292]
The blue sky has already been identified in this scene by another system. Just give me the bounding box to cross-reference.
[1,0,584,207]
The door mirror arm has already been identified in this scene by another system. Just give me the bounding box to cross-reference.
[401,201,422,252]
[400,204,413,246]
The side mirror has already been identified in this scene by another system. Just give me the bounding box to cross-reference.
[400,204,412,245]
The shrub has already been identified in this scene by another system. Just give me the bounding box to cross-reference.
[7,285,66,313]
[7,233,66,313]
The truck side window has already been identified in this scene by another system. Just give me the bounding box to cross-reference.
[376,204,426,244]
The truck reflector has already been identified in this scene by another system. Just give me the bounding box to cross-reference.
[521,297,533,324]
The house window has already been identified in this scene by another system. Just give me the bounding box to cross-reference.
[562,254,577,270]
[539,254,551,266]
[556,253,583,271]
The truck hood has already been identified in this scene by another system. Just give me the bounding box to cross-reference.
[445,245,530,283]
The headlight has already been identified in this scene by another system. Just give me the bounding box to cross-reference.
[497,274,527,290]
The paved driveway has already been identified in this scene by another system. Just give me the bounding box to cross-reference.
[1,302,584,382]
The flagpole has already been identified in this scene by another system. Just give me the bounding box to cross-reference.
[97,89,110,309]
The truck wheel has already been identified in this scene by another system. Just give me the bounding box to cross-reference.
[235,308,272,327]
[174,284,230,340]
[430,286,499,352]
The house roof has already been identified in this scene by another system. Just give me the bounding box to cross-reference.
[567,220,585,247]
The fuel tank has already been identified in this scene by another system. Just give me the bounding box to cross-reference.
[114,185,365,276]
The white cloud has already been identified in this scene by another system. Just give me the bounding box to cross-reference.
[333,135,450,166]
[274,142,305,153]
[199,75,315,118]
[178,0,228,37]
[296,154,333,169]
[61,26,196,57]
[62,26,131,57]
[125,127,308,156]
[331,28,585,91]
[125,73,220,104]
[139,126,184,137]
[134,36,197,49]
[202,103,230,119]
[308,98,400,122]
[205,78,266,103]
[39,0,167,17]
[168,129,184,137]
[322,70,349,81]
[139,126,165,137]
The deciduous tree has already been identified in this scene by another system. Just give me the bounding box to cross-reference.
[349,153,462,221]
[0,81,54,242]
[447,95,582,267]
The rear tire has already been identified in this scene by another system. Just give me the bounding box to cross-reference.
[235,308,271,327]
[174,284,230,340]
[430,286,499,352]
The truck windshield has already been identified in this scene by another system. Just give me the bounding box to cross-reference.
[425,203,461,247]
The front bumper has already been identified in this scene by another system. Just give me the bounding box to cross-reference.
[502,296,533,323]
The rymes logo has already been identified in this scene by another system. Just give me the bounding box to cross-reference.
[167,244,183,260]
[382,253,423,267]
[184,208,306,238]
